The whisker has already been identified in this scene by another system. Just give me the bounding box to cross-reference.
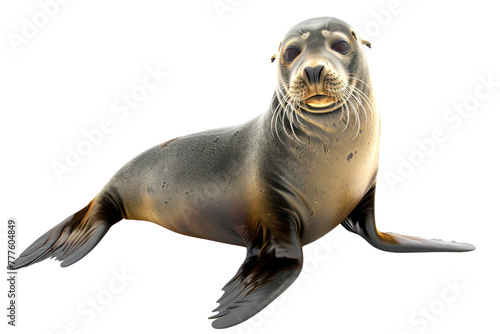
[346,94,360,139]
[348,84,375,124]
[340,90,351,133]
[349,88,369,127]
[288,105,304,143]
[294,107,306,127]
[281,98,294,140]
[346,74,372,89]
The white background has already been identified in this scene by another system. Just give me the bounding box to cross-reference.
[1,1,499,333]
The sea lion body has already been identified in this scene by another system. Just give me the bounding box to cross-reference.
[110,104,379,246]
[11,17,473,329]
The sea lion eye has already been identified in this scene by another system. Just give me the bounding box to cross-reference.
[331,40,349,55]
[284,47,300,62]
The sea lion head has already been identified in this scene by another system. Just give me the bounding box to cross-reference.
[272,17,372,116]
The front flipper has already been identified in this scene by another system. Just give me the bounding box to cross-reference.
[210,216,303,328]
[342,185,475,252]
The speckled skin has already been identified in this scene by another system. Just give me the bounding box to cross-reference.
[11,17,474,329]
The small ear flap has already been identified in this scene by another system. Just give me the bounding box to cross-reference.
[271,42,282,63]
[361,38,372,49]
[351,30,371,49]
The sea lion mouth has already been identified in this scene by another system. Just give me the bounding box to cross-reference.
[304,95,336,108]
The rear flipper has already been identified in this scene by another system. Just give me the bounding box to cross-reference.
[342,185,475,252]
[9,192,123,269]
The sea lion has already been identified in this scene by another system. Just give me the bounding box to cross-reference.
[10,17,475,329]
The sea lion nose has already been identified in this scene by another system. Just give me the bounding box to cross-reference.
[303,65,324,85]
